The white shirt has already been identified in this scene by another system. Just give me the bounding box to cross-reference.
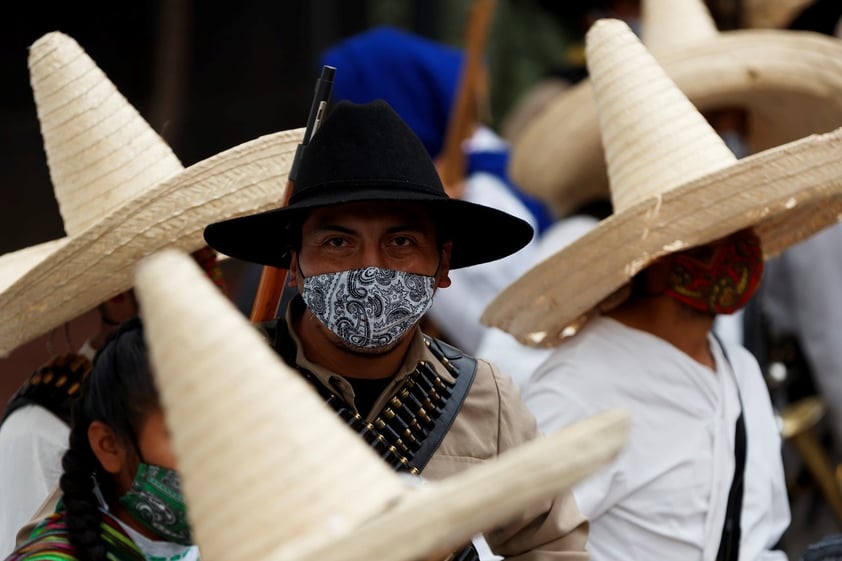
[427,127,540,355]
[115,516,201,561]
[0,405,69,556]
[0,342,96,556]
[475,215,599,387]
[522,316,790,561]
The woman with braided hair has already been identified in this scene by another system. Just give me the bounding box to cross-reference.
[5,317,198,561]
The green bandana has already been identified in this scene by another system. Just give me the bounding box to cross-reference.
[119,463,192,545]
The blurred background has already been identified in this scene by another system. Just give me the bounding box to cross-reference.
[0,0,667,389]
[2,0,841,554]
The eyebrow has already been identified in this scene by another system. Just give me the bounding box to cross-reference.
[310,222,429,235]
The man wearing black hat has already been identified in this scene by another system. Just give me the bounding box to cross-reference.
[203,99,589,560]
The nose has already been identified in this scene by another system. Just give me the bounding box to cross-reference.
[360,243,387,269]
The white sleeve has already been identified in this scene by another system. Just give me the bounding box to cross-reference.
[522,353,626,520]
[0,405,69,556]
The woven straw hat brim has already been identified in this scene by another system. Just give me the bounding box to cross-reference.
[0,128,303,357]
[282,408,627,561]
[483,127,842,347]
[0,239,69,294]
[512,30,842,218]
[135,248,629,561]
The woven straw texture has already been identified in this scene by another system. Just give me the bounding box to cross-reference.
[135,249,404,561]
[510,0,842,218]
[0,31,303,357]
[482,18,842,348]
[136,248,630,561]
[30,32,184,237]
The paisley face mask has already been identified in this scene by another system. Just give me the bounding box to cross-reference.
[663,229,764,315]
[119,463,192,545]
[301,266,436,350]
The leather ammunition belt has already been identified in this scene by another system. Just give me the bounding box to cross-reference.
[321,336,476,474]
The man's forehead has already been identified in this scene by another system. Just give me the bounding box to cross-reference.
[304,201,434,226]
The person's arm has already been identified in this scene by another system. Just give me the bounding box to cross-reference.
[480,362,589,560]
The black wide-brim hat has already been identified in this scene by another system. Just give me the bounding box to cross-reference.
[203,99,534,269]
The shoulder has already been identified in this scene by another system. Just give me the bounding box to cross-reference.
[2,353,91,428]
[528,320,624,385]
[8,513,76,561]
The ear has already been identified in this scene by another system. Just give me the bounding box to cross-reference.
[436,242,453,289]
[89,420,129,475]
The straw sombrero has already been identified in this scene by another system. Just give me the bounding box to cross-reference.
[133,248,629,561]
[203,99,534,270]
[0,31,304,357]
[511,0,842,218]
[481,18,842,348]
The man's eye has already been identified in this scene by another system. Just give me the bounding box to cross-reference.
[327,237,346,247]
[392,236,412,247]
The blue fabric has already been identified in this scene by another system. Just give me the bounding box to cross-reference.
[320,25,556,235]
[321,26,462,159]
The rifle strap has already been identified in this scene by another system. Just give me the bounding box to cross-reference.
[713,333,747,561]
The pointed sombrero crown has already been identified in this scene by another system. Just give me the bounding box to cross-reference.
[0,32,303,357]
[510,0,842,218]
[134,248,630,561]
[30,31,184,237]
[482,18,842,347]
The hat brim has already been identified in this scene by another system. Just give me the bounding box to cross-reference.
[203,190,535,270]
[134,249,628,561]
[0,238,69,294]
[512,30,842,217]
[0,128,304,357]
[281,408,629,561]
[484,127,842,347]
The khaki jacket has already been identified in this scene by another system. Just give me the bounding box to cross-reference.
[284,317,590,561]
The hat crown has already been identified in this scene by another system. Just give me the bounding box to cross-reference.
[29,32,183,237]
[135,250,406,561]
[292,99,446,203]
[642,0,719,52]
[587,18,737,213]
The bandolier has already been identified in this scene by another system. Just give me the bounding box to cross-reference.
[264,316,480,561]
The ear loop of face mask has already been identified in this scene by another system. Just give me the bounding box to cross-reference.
[90,421,142,513]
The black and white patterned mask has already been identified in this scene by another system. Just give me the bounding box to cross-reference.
[301,266,436,350]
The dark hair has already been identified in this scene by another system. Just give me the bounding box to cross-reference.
[59,316,159,561]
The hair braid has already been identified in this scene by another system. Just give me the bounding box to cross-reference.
[60,405,108,561]
[57,316,155,561]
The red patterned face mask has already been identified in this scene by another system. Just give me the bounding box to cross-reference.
[663,229,763,315]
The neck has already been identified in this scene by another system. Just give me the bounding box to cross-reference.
[293,308,413,379]
[109,503,162,543]
[606,294,716,369]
